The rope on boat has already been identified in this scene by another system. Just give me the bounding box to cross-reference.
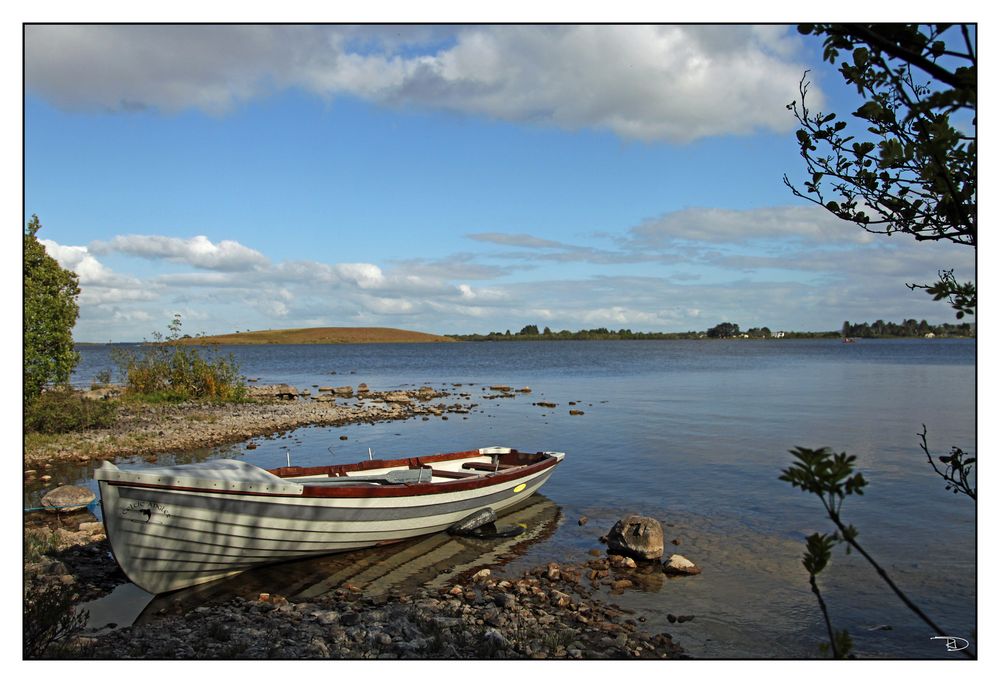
[23,499,101,513]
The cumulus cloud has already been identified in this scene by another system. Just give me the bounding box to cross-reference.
[25,25,816,142]
[90,234,268,271]
[333,263,386,289]
[40,239,117,284]
[39,238,155,305]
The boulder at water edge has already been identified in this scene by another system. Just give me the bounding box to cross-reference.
[40,485,95,513]
[606,514,665,561]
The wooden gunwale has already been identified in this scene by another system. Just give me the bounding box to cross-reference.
[98,450,558,499]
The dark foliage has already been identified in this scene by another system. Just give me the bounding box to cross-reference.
[24,388,117,434]
[785,24,976,318]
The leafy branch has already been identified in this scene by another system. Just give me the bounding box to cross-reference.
[785,24,976,319]
[906,270,976,319]
[802,532,853,658]
[918,425,976,500]
[781,447,975,658]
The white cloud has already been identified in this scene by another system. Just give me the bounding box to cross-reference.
[333,263,386,289]
[90,234,268,271]
[50,214,975,341]
[112,309,152,323]
[628,205,879,246]
[25,25,816,143]
[40,239,117,285]
[39,238,155,306]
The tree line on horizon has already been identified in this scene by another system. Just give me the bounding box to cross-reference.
[840,318,972,338]
[448,319,973,342]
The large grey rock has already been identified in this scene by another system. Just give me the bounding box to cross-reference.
[606,514,665,561]
[40,485,95,513]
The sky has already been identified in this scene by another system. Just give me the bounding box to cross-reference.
[22,22,978,342]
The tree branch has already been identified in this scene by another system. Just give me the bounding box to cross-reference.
[843,24,972,89]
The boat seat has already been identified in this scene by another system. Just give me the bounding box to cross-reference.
[461,462,516,472]
[431,469,480,479]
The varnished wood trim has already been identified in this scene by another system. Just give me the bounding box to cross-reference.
[100,452,558,499]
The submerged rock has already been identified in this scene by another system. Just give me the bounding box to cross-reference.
[606,515,664,561]
[448,508,498,535]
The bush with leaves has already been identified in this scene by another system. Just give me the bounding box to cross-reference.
[114,315,246,402]
[24,388,116,434]
[24,214,80,407]
[23,573,89,658]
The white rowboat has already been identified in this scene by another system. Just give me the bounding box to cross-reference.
[95,447,564,594]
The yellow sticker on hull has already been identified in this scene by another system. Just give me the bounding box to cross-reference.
[513,483,526,493]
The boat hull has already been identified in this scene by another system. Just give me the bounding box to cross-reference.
[98,450,561,594]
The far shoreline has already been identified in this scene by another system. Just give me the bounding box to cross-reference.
[75,334,975,345]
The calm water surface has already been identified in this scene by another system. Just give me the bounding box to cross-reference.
[64,339,976,658]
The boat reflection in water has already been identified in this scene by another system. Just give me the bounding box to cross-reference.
[135,494,561,624]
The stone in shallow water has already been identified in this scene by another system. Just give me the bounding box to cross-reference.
[663,554,702,576]
[606,515,664,561]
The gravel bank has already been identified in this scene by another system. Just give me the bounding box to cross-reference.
[82,565,685,659]
[25,508,687,659]
[24,386,475,468]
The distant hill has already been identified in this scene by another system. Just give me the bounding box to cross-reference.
[174,327,455,345]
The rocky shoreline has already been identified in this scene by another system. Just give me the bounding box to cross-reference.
[25,506,690,660]
[81,565,686,659]
[24,384,478,468]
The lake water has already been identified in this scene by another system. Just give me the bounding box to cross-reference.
[65,339,976,658]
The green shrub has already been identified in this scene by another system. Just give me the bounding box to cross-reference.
[113,315,246,403]
[24,389,117,434]
[23,573,88,658]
